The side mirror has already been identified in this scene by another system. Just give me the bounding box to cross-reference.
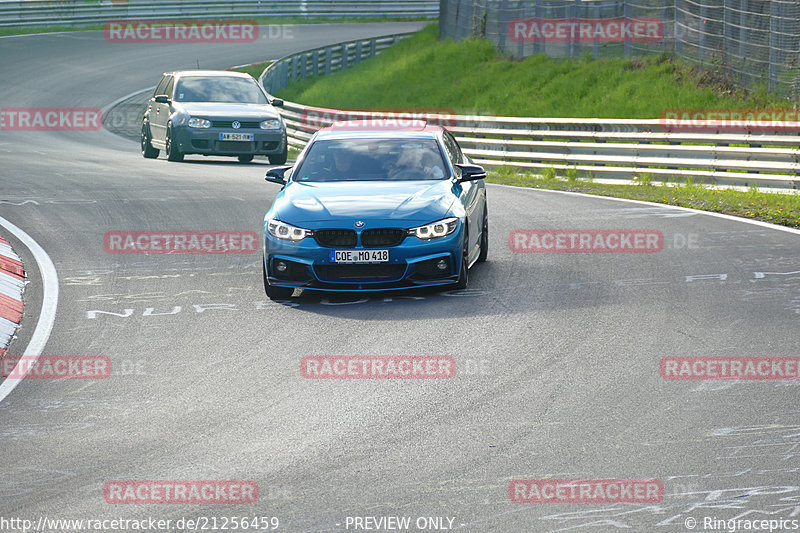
[265,165,292,185]
[271,98,284,107]
[455,163,487,182]
[154,95,170,104]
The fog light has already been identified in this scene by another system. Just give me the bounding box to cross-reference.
[276,261,288,273]
[436,259,448,271]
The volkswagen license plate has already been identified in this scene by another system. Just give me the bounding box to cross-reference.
[220,132,253,141]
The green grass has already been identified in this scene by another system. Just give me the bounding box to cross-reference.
[279,24,794,116]
[0,16,430,37]
[230,63,272,80]
[489,167,800,228]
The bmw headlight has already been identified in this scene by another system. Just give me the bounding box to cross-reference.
[188,117,211,129]
[408,217,458,240]
[260,119,281,130]
[268,219,313,241]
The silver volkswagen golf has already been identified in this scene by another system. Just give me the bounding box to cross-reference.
[141,70,287,164]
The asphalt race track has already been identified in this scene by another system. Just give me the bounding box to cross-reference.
[1,21,800,533]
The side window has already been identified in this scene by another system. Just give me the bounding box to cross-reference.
[441,131,463,176]
[153,76,169,97]
[444,131,464,163]
[163,76,175,99]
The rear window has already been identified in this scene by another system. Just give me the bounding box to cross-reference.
[293,138,448,182]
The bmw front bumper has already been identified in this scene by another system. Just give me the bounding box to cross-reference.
[263,223,465,292]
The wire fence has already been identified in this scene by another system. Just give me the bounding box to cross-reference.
[439,0,800,99]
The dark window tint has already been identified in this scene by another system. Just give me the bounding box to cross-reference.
[174,76,268,104]
[441,131,463,176]
[164,76,174,99]
[442,131,463,164]
[153,76,169,97]
[294,138,447,182]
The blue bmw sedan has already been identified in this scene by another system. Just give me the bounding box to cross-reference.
[261,120,487,299]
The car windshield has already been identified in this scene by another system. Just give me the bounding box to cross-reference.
[174,76,268,104]
[293,138,448,181]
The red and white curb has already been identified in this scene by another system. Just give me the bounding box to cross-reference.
[0,234,25,357]
[0,216,57,402]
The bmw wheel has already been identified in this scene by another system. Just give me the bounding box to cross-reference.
[453,229,469,290]
[477,204,488,263]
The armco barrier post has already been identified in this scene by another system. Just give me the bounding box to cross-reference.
[439,0,447,39]
[325,48,332,75]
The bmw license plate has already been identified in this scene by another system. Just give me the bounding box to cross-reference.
[330,250,389,263]
[220,132,253,141]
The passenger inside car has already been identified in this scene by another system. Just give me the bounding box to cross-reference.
[387,145,446,180]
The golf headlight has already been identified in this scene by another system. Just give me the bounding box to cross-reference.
[188,117,211,128]
[260,119,281,130]
[408,217,458,240]
[268,219,312,241]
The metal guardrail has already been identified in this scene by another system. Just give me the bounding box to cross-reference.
[259,32,411,95]
[0,0,438,28]
[258,34,800,189]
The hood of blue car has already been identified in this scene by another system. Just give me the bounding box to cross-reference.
[274,180,458,226]
[175,102,281,120]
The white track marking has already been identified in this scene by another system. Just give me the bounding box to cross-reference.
[0,216,59,403]
[488,183,800,236]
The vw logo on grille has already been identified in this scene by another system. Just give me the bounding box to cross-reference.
[232,121,241,129]
[354,221,365,228]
